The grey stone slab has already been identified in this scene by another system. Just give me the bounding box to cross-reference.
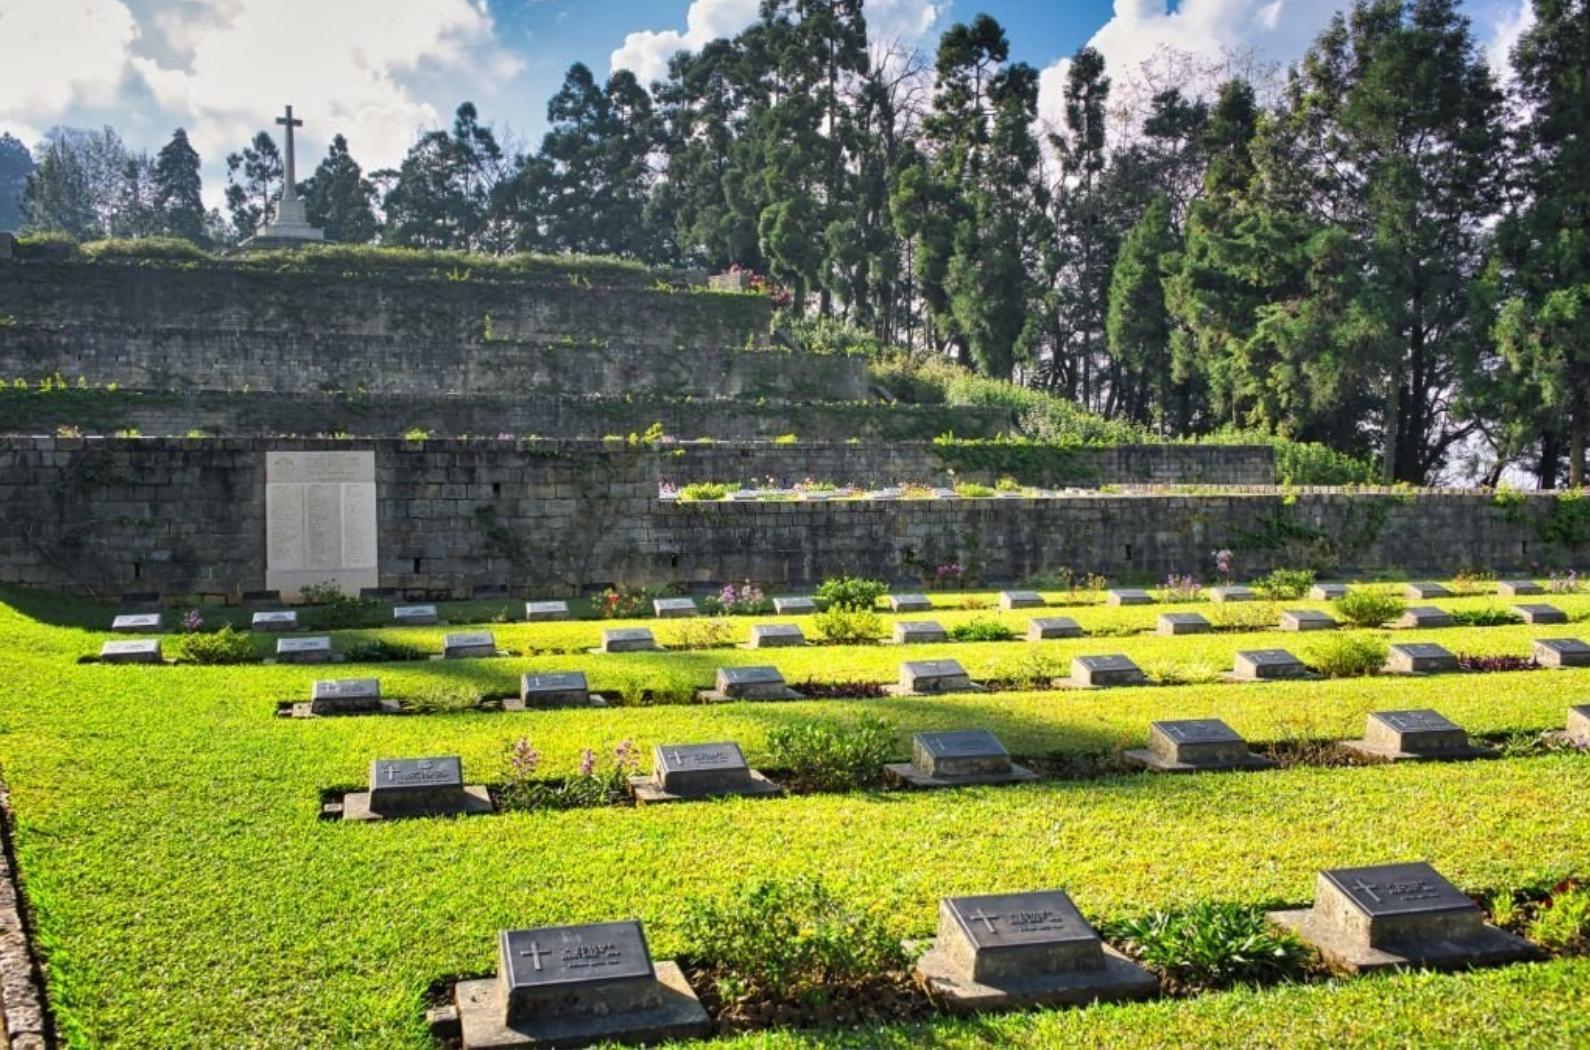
[912,730,1012,779]
[1385,643,1458,674]
[111,613,162,633]
[1069,654,1147,687]
[898,659,975,694]
[1343,709,1496,762]
[893,620,948,644]
[524,600,571,622]
[444,631,498,659]
[1124,719,1274,773]
[1156,612,1210,636]
[747,624,805,649]
[1309,583,1349,600]
[500,922,655,1018]
[772,596,817,615]
[888,593,933,612]
[999,591,1046,610]
[1405,582,1451,599]
[1280,609,1337,632]
[653,597,698,619]
[1568,705,1590,746]
[713,665,797,701]
[1497,580,1544,597]
[1211,585,1255,602]
[1395,606,1454,629]
[99,639,162,664]
[394,604,438,625]
[1027,617,1083,640]
[600,628,658,653]
[1533,637,1590,668]
[276,635,333,664]
[310,677,382,715]
[350,756,493,819]
[1231,648,1311,681]
[1105,588,1152,606]
[653,742,751,794]
[509,672,592,710]
[1513,603,1566,625]
[251,610,298,631]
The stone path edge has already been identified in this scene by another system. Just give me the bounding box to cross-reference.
[0,771,52,1050]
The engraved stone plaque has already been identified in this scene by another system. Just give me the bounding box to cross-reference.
[100,639,162,664]
[265,450,378,601]
[1071,654,1145,687]
[368,756,466,815]
[1316,862,1481,948]
[1404,582,1451,599]
[1149,719,1245,765]
[251,610,298,632]
[602,628,657,653]
[748,624,805,648]
[1309,583,1348,600]
[1497,580,1543,597]
[394,604,438,626]
[310,678,381,714]
[1232,648,1310,681]
[1156,612,1210,636]
[1365,709,1468,753]
[499,921,657,1021]
[941,891,1102,982]
[1280,609,1336,632]
[1533,638,1590,668]
[111,613,162,633]
[1513,604,1566,625]
[715,666,788,700]
[525,600,572,622]
[888,593,933,612]
[901,659,973,693]
[894,620,948,644]
[1568,705,1590,746]
[1395,606,1454,629]
[276,636,333,664]
[443,632,497,659]
[653,598,698,619]
[1105,589,1151,606]
[653,742,752,794]
[1211,585,1255,603]
[913,731,1012,779]
[1027,617,1082,640]
[1386,643,1457,674]
[772,596,817,615]
[999,591,1045,610]
[515,672,591,709]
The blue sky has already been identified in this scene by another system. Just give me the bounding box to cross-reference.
[0,0,1536,207]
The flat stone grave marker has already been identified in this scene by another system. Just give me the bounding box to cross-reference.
[1156,612,1210,636]
[1105,588,1152,606]
[443,631,498,659]
[394,604,438,626]
[307,678,386,716]
[1027,617,1083,640]
[1068,654,1147,688]
[1310,583,1348,600]
[1384,642,1458,674]
[1280,609,1337,632]
[276,635,334,664]
[1343,709,1496,762]
[868,487,903,500]
[99,639,162,664]
[1231,648,1312,681]
[1404,582,1451,599]
[1533,637,1590,668]
[885,730,1037,789]
[653,597,698,619]
[701,666,801,702]
[897,659,976,695]
[1497,579,1544,597]
[913,890,1158,1014]
[111,613,163,633]
[894,620,948,644]
[888,593,933,612]
[448,920,708,1049]
[772,596,817,615]
[1395,606,1454,629]
[507,672,597,711]
[1513,603,1566,625]
[600,627,658,653]
[1568,705,1590,746]
[1269,861,1537,973]
[1211,585,1255,603]
[999,591,1046,610]
[342,756,493,821]
[523,600,571,622]
[1125,719,1274,773]
[631,742,779,804]
[747,624,805,649]
[251,610,298,632]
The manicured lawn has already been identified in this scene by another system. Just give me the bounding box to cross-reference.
[0,585,1586,1048]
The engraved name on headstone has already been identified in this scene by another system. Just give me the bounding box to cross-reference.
[899,659,973,694]
[1385,643,1458,674]
[1533,637,1590,668]
[367,756,467,816]
[602,628,658,653]
[100,639,163,664]
[1232,648,1310,681]
[999,591,1045,610]
[310,678,381,715]
[894,620,948,644]
[524,600,572,622]
[1070,654,1146,687]
[443,631,497,659]
[276,635,333,664]
[1027,617,1082,640]
[511,672,592,710]
[1156,612,1210,636]
[748,624,805,648]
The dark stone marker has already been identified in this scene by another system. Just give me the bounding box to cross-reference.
[309,678,382,715]
[898,659,975,694]
[772,596,817,615]
[443,631,497,659]
[354,756,493,819]
[711,666,797,701]
[1156,612,1210,636]
[1496,580,1543,597]
[1385,643,1458,674]
[1280,609,1336,632]
[99,639,162,664]
[111,613,162,633]
[242,589,281,605]
[276,635,333,664]
[1395,606,1455,629]
[251,610,298,632]
[524,601,571,622]
[885,729,1039,790]
[894,620,948,644]
[1309,583,1348,600]
[1125,719,1274,773]
[888,593,933,612]
[1404,582,1451,599]
[510,672,593,711]
[1343,709,1496,762]
[653,597,698,619]
[1533,637,1590,668]
[1027,617,1082,640]
[1070,654,1147,687]
[999,591,1046,610]
[394,604,439,626]
[1211,585,1255,603]
[1232,648,1311,681]
[1105,588,1152,606]
[631,742,779,804]
[1513,604,1566,625]
[601,628,657,653]
[747,624,805,649]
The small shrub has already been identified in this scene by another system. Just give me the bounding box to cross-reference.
[1451,605,1520,628]
[681,877,909,1005]
[298,583,375,629]
[1305,635,1388,678]
[405,684,480,714]
[1336,590,1405,628]
[995,475,1023,493]
[953,482,996,498]
[815,575,887,611]
[812,607,885,645]
[957,594,992,610]
[498,738,640,811]
[772,433,798,445]
[764,715,894,791]
[1456,653,1539,673]
[176,625,256,664]
[1449,570,1496,596]
[1546,569,1582,594]
[1143,659,1221,686]
[678,482,731,502]
[702,580,771,616]
[1254,568,1316,601]
[1157,574,1203,603]
[1527,885,1590,954]
[1207,602,1279,631]
[596,585,665,619]
[663,618,736,649]
[1104,901,1311,992]
[1002,648,1066,689]
[949,617,1014,642]
[343,639,428,663]
[403,427,430,441]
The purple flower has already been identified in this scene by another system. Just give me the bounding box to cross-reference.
[509,737,541,780]
[183,609,204,633]
[578,748,596,777]
[614,739,638,771]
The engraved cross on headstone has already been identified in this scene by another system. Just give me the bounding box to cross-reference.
[519,940,548,971]
[1351,877,1382,904]
[968,907,1000,933]
[275,104,304,201]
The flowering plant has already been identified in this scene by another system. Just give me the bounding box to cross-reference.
[1547,569,1582,594]
[182,608,204,633]
[704,580,771,616]
[1213,549,1235,579]
[1159,574,1203,603]
[499,737,641,811]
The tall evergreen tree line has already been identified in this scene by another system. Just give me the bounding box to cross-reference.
[4,1,1586,486]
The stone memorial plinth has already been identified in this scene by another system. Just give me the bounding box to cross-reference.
[1309,583,1348,600]
[252,610,299,632]
[1513,604,1566,625]
[1105,588,1152,607]
[99,639,163,664]
[888,594,933,613]
[1211,585,1255,603]
[913,890,1158,1014]
[1567,705,1590,746]
[1384,643,1458,675]
[1342,709,1496,762]
[1027,617,1083,640]
[1534,638,1590,668]
[1280,609,1337,632]
[773,596,817,615]
[111,613,162,633]
[1125,719,1274,773]
[893,620,948,645]
[1395,606,1454,629]
[1156,613,1210,636]
[276,635,334,665]
[1229,649,1313,682]
[746,624,805,649]
[265,450,377,601]
[698,666,801,702]
[598,628,658,653]
[507,672,601,710]
[448,920,709,1050]
[999,591,1046,610]
[630,742,779,804]
[653,598,698,619]
[1497,580,1543,597]
[1268,862,1537,974]
[524,601,571,622]
[342,756,493,821]
[1065,654,1147,688]
[394,604,439,626]
[892,659,978,695]
[1404,582,1451,599]
[443,632,499,659]
[885,730,1037,789]
[299,678,394,717]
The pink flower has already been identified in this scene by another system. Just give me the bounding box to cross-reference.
[578,749,596,777]
[509,737,541,779]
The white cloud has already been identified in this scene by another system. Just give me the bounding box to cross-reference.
[1483,0,1535,84]
[0,0,142,145]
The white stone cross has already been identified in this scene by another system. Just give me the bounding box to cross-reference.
[275,104,304,200]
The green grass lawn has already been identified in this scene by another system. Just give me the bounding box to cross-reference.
[1,584,1587,1048]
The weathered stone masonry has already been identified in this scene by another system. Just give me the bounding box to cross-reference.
[0,438,1571,599]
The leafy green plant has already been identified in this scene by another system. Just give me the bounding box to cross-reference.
[343,639,428,663]
[1305,635,1388,678]
[403,684,480,714]
[1253,568,1316,601]
[1449,570,1497,596]
[1104,901,1311,992]
[815,575,887,611]
[764,715,894,791]
[1526,886,1590,953]
[298,583,375,629]
[1451,605,1521,628]
[403,427,430,441]
[1335,590,1406,628]
[176,625,256,665]
[497,738,640,811]
[812,608,884,645]
[661,618,736,649]
[953,482,997,498]
[678,482,731,502]
[949,617,1015,642]
[773,433,798,445]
